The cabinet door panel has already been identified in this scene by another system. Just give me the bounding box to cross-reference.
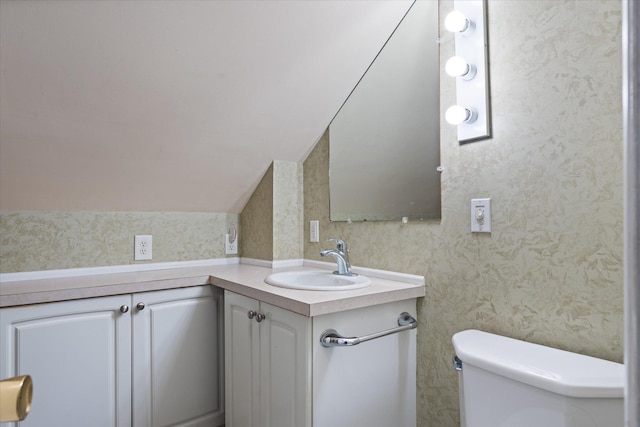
[260,302,311,427]
[132,286,223,427]
[224,292,260,427]
[0,295,131,427]
[312,300,417,427]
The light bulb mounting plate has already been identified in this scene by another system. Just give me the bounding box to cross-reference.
[448,0,491,143]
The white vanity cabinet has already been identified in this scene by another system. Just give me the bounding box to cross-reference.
[224,291,312,427]
[0,286,224,427]
[224,290,417,427]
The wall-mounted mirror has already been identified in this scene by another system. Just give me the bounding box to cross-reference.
[329,0,440,222]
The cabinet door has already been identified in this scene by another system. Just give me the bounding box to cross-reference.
[312,299,417,427]
[0,295,132,427]
[224,291,260,427]
[132,286,223,427]
[224,292,311,427]
[259,302,311,427]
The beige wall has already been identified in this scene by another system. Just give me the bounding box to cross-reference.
[273,161,304,261]
[241,164,275,261]
[304,1,623,425]
[0,1,413,214]
[0,211,238,273]
[241,160,304,261]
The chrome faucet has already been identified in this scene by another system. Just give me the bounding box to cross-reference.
[320,238,356,276]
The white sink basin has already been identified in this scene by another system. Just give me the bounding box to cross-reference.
[265,270,371,291]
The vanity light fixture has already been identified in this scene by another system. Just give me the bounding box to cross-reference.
[446,0,491,143]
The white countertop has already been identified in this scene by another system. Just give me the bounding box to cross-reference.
[0,262,425,316]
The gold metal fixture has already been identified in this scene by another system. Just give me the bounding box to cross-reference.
[0,375,33,422]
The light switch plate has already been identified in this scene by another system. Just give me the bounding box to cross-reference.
[310,220,319,242]
[471,198,491,232]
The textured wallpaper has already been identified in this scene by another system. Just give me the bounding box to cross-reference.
[241,160,304,261]
[241,164,274,261]
[304,1,623,426]
[0,210,239,273]
[273,160,304,261]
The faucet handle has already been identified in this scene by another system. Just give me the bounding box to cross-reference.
[328,238,347,252]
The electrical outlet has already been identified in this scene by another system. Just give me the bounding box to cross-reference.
[134,235,153,260]
[225,233,238,255]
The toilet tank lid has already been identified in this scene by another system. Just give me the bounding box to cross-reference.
[452,329,624,398]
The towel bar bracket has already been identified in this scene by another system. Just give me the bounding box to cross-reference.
[320,312,417,348]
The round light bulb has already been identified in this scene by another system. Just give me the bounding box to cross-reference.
[445,56,477,80]
[445,105,468,125]
[445,105,477,125]
[445,57,468,77]
[445,10,470,33]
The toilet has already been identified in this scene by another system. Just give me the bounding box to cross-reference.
[452,329,624,427]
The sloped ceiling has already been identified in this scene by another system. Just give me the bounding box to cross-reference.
[0,0,413,213]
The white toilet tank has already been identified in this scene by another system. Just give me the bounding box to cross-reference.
[452,330,624,427]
